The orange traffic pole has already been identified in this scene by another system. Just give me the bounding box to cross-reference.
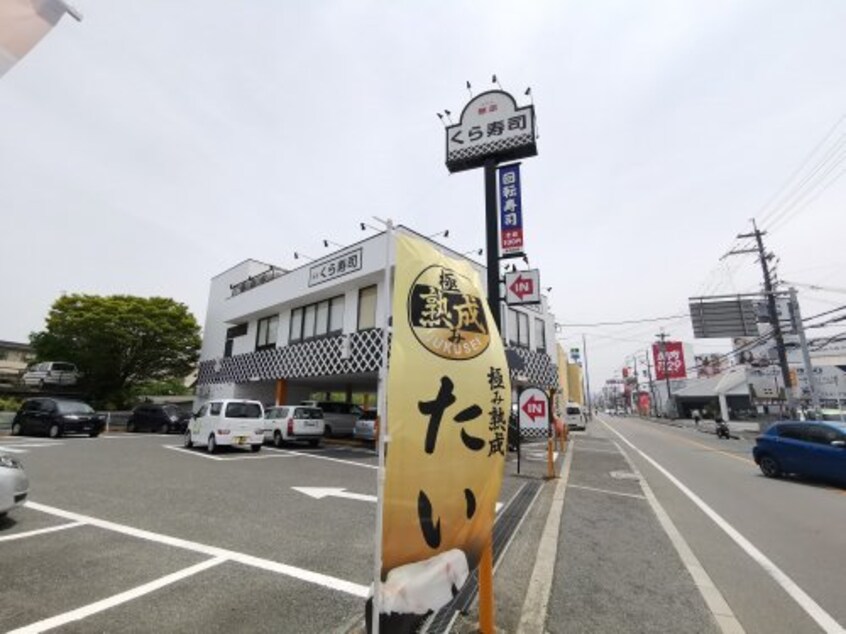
[546,436,555,479]
[478,537,495,633]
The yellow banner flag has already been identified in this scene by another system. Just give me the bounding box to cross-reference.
[377,233,511,625]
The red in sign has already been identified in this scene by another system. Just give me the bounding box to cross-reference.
[509,275,534,301]
[521,395,546,421]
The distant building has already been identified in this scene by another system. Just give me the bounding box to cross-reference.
[0,340,34,384]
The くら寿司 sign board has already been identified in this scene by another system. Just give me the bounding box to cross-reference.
[445,90,537,174]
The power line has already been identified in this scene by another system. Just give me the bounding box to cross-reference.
[558,314,687,328]
[757,114,845,228]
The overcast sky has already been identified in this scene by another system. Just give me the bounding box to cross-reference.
[1,0,844,387]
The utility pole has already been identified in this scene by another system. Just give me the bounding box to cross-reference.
[582,334,593,419]
[725,219,795,414]
[656,330,675,418]
[643,349,656,417]
[631,354,639,414]
[789,286,820,415]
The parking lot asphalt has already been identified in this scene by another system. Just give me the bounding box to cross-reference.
[0,432,531,633]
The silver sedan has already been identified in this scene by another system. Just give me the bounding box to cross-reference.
[0,454,29,518]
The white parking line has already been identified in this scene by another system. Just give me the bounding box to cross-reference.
[602,418,845,634]
[0,522,85,543]
[163,445,227,461]
[0,443,64,453]
[162,445,292,461]
[24,500,369,598]
[8,556,227,634]
[267,447,378,470]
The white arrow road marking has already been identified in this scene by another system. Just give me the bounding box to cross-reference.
[292,487,505,513]
[292,487,376,502]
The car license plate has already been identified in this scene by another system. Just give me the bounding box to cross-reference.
[304,421,316,428]
[236,436,246,445]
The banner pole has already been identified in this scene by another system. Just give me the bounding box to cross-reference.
[479,540,495,633]
[371,219,394,634]
[478,159,500,634]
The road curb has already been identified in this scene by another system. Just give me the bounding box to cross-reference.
[516,440,574,634]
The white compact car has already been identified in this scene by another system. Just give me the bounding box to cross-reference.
[22,361,81,388]
[263,405,324,447]
[185,399,264,453]
[0,453,29,518]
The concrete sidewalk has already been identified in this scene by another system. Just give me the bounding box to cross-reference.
[453,427,731,633]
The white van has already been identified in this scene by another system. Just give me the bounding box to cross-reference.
[185,399,264,453]
[263,405,324,447]
[564,402,586,431]
[301,400,363,436]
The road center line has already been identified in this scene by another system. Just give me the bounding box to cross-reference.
[0,521,85,543]
[567,484,647,500]
[8,556,227,634]
[24,500,369,598]
[651,428,756,465]
[602,418,845,634]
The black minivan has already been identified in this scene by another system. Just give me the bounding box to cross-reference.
[126,404,191,434]
[11,398,104,438]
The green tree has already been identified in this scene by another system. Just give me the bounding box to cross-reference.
[30,294,201,407]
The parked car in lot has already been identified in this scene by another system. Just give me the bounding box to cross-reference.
[0,453,29,518]
[353,409,378,443]
[752,421,846,487]
[302,400,363,436]
[126,404,191,434]
[263,405,324,447]
[21,361,81,388]
[184,399,264,453]
[11,398,104,438]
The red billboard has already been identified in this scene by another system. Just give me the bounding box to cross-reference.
[652,341,687,380]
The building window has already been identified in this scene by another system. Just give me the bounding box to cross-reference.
[226,323,248,339]
[224,323,247,357]
[509,309,530,349]
[289,295,345,343]
[256,315,278,351]
[535,318,546,352]
[330,295,345,332]
[358,285,377,330]
[289,308,303,344]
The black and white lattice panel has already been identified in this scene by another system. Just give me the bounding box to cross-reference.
[198,329,385,385]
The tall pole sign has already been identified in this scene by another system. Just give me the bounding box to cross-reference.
[445,89,537,331]
[443,86,537,634]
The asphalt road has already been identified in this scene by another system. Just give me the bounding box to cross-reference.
[0,432,528,633]
[599,414,846,634]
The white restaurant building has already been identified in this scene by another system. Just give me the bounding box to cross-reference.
[195,227,560,410]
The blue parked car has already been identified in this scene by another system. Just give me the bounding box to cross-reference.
[752,421,846,487]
